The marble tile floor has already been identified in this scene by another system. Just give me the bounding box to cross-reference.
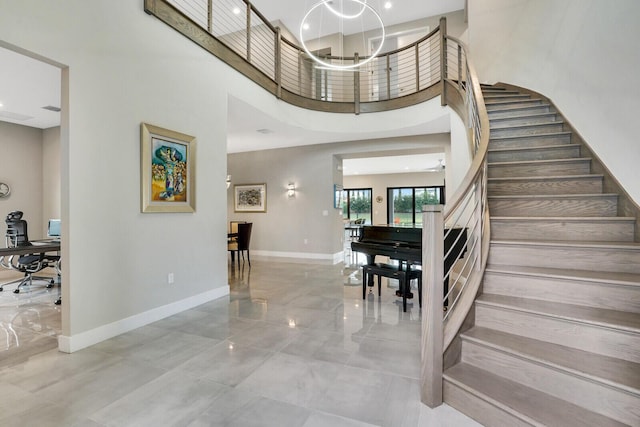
[0,259,481,427]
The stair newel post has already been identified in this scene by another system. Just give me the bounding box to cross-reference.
[421,204,445,408]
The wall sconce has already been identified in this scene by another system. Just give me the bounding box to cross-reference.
[226,175,231,189]
[287,183,296,197]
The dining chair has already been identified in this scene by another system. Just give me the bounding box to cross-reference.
[228,222,252,267]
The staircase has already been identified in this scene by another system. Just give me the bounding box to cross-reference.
[443,85,640,426]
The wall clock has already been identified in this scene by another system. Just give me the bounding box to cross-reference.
[0,182,10,198]
[376,196,383,203]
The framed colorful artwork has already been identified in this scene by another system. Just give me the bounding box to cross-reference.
[140,123,196,213]
[234,183,267,212]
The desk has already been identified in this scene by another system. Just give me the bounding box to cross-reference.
[0,243,60,256]
[0,242,61,303]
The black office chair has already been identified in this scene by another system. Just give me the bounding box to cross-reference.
[228,222,252,267]
[0,211,59,293]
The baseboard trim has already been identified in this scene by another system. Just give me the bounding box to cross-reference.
[57,285,230,353]
[252,249,344,264]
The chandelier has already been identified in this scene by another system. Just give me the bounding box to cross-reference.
[299,0,386,71]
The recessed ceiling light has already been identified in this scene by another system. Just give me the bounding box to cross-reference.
[384,1,392,9]
[302,22,310,30]
[0,102,3,107]
[232,7,241,14]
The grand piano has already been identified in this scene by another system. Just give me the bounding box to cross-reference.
[351,224,468,305]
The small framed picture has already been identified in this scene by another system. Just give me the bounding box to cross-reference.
[234,183,267,212]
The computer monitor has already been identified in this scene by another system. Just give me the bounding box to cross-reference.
[47,219,61,238]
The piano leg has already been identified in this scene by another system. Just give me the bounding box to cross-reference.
[365,255,375,287]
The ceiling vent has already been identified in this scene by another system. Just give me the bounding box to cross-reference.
[256,128,274,134]
[42,105,61,112]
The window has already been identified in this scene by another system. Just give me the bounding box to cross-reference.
[343,188,373,224]
[387,186,445,225]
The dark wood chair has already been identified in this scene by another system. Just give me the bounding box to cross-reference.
[362,262,421,312]
[228,222,252,267]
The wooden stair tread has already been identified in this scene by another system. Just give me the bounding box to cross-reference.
[488,173,603,182]
[490,131,571,140]
[476,294,640,333]
[462,327,640,394]
[484,264,640,287]
[488,144,576,153]
[444,363,627,427]
[490,120,564,130]
[485,99,543,105]
[491,216,636,222]
[489,193,617,200]
[488,157,590,167]
[490,238,640,249]
[488,112,556,120]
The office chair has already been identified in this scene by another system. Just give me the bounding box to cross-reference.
[227,222,252,267]
[0,211,59,293]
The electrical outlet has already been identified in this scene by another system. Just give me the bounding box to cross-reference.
[167,273,174,284]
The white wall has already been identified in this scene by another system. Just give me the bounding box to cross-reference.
[0,121,43,239]
[0,0,231,351]
[0,1,468,351]
[468,0,640,204]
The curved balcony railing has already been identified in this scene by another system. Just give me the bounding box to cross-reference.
[144,0,490,408]
[144,0,442,113]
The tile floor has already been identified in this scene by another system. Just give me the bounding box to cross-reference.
[0,259,481,427]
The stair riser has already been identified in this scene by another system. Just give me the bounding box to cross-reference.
[488,160,590,178]
[475,304,640,362]
[443,381,532,427]
[489,114,559,128]
[488,176,603,196]
[488,145,580,163]
[488,105,551,119]
[490,123,565,138]
[490,133,570,150]
[461,340,640,425]
[489,197,618,217]
[488,242,640,274]
[490,219,635,242]
[483,271,640,312]
[485,100,545,111]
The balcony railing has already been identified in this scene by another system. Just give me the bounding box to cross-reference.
[144,0,442,113]
[144,0,490,408]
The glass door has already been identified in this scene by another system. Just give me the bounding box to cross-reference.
[388,186,445,225]
[343,188,372,224]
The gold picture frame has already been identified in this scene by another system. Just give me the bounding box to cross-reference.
[234,183,267,212]
[141,123,196,213]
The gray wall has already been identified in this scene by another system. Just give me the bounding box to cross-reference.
[228,133,450,260]
[0,122,43,239]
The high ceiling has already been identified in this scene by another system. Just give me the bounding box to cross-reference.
[0,0,464,173]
